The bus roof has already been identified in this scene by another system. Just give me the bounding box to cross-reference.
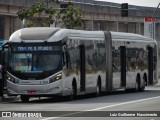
[68,29,104,41]
[9,27,105,42]
[110,31,155,42]
[9,27,156,43]
[9,27,61,42]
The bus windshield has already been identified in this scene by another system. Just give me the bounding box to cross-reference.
[9,53,61,73]
[7,43,62,79]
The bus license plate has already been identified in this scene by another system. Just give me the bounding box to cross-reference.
[27,90,37,95]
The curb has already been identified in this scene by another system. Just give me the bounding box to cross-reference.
[154,84,160,87]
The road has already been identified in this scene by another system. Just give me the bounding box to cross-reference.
[0,86,160,120]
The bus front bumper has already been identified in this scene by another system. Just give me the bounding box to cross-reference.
[7,81,63,96]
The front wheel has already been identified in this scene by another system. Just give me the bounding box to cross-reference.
[21,95,30,103]
[134,77,140,92]
[135,81,139,92]
[67,83,77,101]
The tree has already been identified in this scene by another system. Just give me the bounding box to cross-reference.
[17,2,56,27]
[61,2,82,29]
[17,0,82,29]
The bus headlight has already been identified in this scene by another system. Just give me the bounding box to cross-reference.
[6,74,15,83]
[6,74,19,84]
[49,73,62,83]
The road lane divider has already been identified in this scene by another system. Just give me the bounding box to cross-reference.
[40,95,160,120]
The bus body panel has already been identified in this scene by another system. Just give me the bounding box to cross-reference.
[1,27,158,99]
[7,80,62,96]
[111,32,158,89]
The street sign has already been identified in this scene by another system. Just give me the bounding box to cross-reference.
[144,17,155,39]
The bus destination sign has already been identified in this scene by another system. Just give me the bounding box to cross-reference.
[14,46,55,52]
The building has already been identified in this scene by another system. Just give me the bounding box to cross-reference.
[0,0,160,75]
[0,0,160,40]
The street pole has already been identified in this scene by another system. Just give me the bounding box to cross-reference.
[152,2,160,18]
[152,2,160,40]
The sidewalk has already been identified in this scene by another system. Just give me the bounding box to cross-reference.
[155,82,160,87]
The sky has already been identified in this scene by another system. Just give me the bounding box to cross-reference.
[95,0,160,7]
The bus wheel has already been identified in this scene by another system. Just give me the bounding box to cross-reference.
[68,81,77,101]
[72,83,77,98]
[140,78,145,92]
[125,88,132,93]
[95,81,101,97]
[135,76,140,92]
[20,95,30,103]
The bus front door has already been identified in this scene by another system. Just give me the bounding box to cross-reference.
[79,45,85,92]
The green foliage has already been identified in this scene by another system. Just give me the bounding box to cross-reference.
[17,8,33,20]
[32,2,45,14]
[61,2,82,29]
[17,2,47,26]
[17,1,82,29]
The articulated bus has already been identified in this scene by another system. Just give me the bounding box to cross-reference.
[2,27,158,102]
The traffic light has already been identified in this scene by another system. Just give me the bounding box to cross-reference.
[121,3,128,17]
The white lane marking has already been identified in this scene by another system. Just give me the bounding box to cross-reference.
[40,95,160,120]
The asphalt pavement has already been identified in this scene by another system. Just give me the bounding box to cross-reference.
[0,80,160,102]
[0,86,160,120]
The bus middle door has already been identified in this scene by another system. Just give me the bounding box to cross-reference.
[120,46,126,87]
[79,45,86,92]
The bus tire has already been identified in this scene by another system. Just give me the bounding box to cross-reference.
[20,95,30,103]
[140,83,145,92]
[72,82,77,98]
[134,76,140,92]
[68,80,77,101]
[125,88,132,93]
[95,80,101,97]
[140,76,146,92]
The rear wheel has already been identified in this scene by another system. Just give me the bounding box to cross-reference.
[140,78,145,92]
[134,76,140,92]
[125,88,132,92]
[95,81,101,97]
[72,83,77,98]
[21,95,30,103]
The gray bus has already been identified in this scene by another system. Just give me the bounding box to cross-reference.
[2,27,158,102]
